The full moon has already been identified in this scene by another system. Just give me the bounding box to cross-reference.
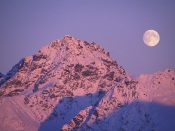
[143,30,160,46]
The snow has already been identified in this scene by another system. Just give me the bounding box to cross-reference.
[136,69,175,131]
[0,96,39,131]
[0,35,175,131]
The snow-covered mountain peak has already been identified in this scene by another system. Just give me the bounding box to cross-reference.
[138,68,175,83]
[0,35,127,96]
[137,68,175,105]
[35,35,109,63]
[0,36,175,131]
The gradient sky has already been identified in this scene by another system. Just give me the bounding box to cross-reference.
[0,0,175,76]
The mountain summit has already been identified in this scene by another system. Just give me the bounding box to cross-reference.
[0,36,175,131]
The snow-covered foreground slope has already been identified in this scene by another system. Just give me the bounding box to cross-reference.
[0,36,175,131]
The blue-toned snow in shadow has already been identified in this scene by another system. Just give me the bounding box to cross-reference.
[38,94,175,131]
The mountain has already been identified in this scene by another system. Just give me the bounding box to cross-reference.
[0,72,5,83]
[0,35,175,131]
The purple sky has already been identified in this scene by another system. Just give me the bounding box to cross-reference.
[0,1,175,76]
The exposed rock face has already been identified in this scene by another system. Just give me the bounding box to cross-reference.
[0,36,175,131]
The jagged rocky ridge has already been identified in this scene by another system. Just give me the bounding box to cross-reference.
[0,35,175,131]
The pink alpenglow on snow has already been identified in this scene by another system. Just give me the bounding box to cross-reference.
[0,36,175,131]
